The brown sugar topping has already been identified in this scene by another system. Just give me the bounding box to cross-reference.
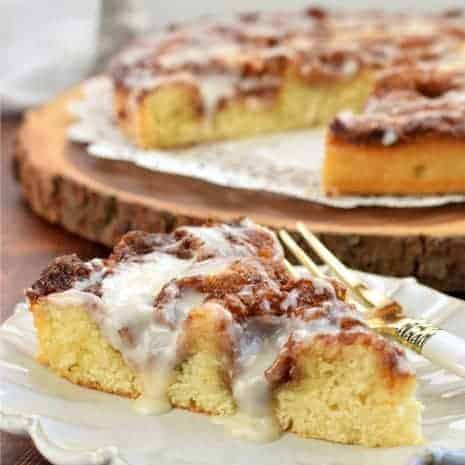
[152,258,341,325]
[109,8,465,115]
[26,255,93,302]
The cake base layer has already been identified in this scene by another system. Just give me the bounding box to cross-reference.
[30,300,422,447]
[324,134,465,196]
[32,302,141,398]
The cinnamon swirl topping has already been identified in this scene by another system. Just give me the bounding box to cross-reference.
[109,8,465,115]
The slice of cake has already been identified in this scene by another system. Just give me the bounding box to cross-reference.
[324,66,465,195]
[26,220,423,447]
[109,8,464,149]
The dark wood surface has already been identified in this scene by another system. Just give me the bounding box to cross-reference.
[1,116,107,465]
[2,115,465,465]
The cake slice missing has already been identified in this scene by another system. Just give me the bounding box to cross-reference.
[26,220,422,447]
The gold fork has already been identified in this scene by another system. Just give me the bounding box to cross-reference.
[279,223,465,380]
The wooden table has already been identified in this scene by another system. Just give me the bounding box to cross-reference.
[2,115,465,465]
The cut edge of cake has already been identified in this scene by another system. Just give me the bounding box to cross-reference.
[114,70,375,149]
[29,297,423,447]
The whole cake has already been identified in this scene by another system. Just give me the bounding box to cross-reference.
[108,7,465,196]
[27,220,422,447]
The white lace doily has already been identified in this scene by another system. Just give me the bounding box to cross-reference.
[68,77,465,209]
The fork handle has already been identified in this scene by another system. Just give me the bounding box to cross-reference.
[422,330,465,379]
[384,318,465,380]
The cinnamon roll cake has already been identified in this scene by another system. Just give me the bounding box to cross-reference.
[27,220,422,447]
[109,7,464,151]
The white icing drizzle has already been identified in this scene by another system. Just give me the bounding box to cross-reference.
[45,289,101,309]
[215,303,363,441]
[382,128,398,146]
[73,258,107,291]
[216,317,290,441]
[180,220,283,261]
[158,43,241,70]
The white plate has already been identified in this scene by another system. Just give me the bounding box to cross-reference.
[1,271,465,465]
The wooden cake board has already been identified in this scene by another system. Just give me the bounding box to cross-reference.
[14,87,465,292]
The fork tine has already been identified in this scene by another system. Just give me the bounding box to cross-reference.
[280,226,465,379]
[296,222,402,317]
[280,230,369,313]
[283,258,300,279]
[296,222,360,287]
[278,230,326,279]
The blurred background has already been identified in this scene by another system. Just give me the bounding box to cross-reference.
[2,0,464,112]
